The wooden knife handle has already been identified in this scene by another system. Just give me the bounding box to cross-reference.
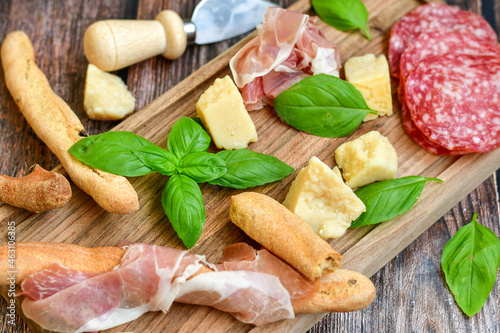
[83,10,187,71]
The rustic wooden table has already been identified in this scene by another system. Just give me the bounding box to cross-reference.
[0,0,499,332]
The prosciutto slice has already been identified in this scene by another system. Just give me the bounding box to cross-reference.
[18,263,98,300]
[176,271,293,326]
[21,244,205,332]
[19,243,298,331]
[219,243,318,301]
[230,7,340,111]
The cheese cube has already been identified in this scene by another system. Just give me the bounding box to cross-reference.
[282,156,366,239]
[84,64,135,120]
[196,76,257,150]
[345,54,392,122]
[335,131,398,189]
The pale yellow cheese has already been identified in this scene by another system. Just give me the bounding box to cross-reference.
[282,156,366,239]
[196,76,257,150]
[84,64,135,120]
[345,54,392,122]
[335,131,398,189]
[332,165,342,180]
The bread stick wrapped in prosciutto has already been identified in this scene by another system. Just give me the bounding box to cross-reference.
[9,243,294,331]
[0,241,374,331]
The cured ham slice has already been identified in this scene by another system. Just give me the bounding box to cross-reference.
[241,77,265,111]
[21,244,205,332]
[18,263,98,301]
[230,7,340,111]
[262,70,310,100]
[230,8,308,89]
[19,243,299,331]
[219,243,318,301]
[176,271,294,326]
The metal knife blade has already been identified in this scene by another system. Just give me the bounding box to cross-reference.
[189,0,278,45]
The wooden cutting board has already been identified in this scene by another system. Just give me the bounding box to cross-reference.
[1,0,499,332]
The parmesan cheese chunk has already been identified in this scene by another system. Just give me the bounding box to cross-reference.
[283,156,366,239]
[332,165,342,180]
[196,76,257,150]
[345,54,392,122]
[335,131,398,189]
[84,64,135,120]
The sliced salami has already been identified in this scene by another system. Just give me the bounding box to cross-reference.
[400,31,500,83]
[389,3,497,78]
[405,54,500,153]
[399,83,471,155]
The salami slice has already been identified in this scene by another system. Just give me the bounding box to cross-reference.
[389,3,497,78]
[405,54,500,153]
[399,83,471,155]
[400,31,500,83]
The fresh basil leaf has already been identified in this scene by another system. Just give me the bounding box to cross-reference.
[273,75,375,138]
[208,149,294,189]
[167,117,211,159]
[69,131,174,177]
[133,146,177,176]
[191,117,205,129]
[312,0,371,40]
[179,152,227,183]
[161,174,205,249]
[442,213,500,316]
[350,176,443,228]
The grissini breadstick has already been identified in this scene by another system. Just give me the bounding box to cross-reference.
[0,164,71,212]
[1,31,139,214]
[0,242,375,313]
[230,192,342,280]
[292,269,376,313]
[0,242,124,284]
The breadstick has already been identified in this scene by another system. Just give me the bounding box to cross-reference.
[1,31,139,214]
[0,242,124,284]
[230,192,342,280]
[0,164,71,212]
[0,242,374,313]
[292,269,376,313]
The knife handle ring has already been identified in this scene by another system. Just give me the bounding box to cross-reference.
[155,10,187,60]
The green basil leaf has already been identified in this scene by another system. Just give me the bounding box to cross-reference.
[191,117,205,129]
[350,176,443,228]
[312,0,371,40]
[69,131,174,177]
[167,117,211,159]
[161,174,205,249]
[179,152,227,183]
[273,74,375,138]
[133,146,177,176]
[208,149,294,189]
[442,213,500,316]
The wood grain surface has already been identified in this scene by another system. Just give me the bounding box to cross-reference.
[0,0,499,332]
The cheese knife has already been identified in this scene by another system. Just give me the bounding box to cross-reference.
[84,0,277,71]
